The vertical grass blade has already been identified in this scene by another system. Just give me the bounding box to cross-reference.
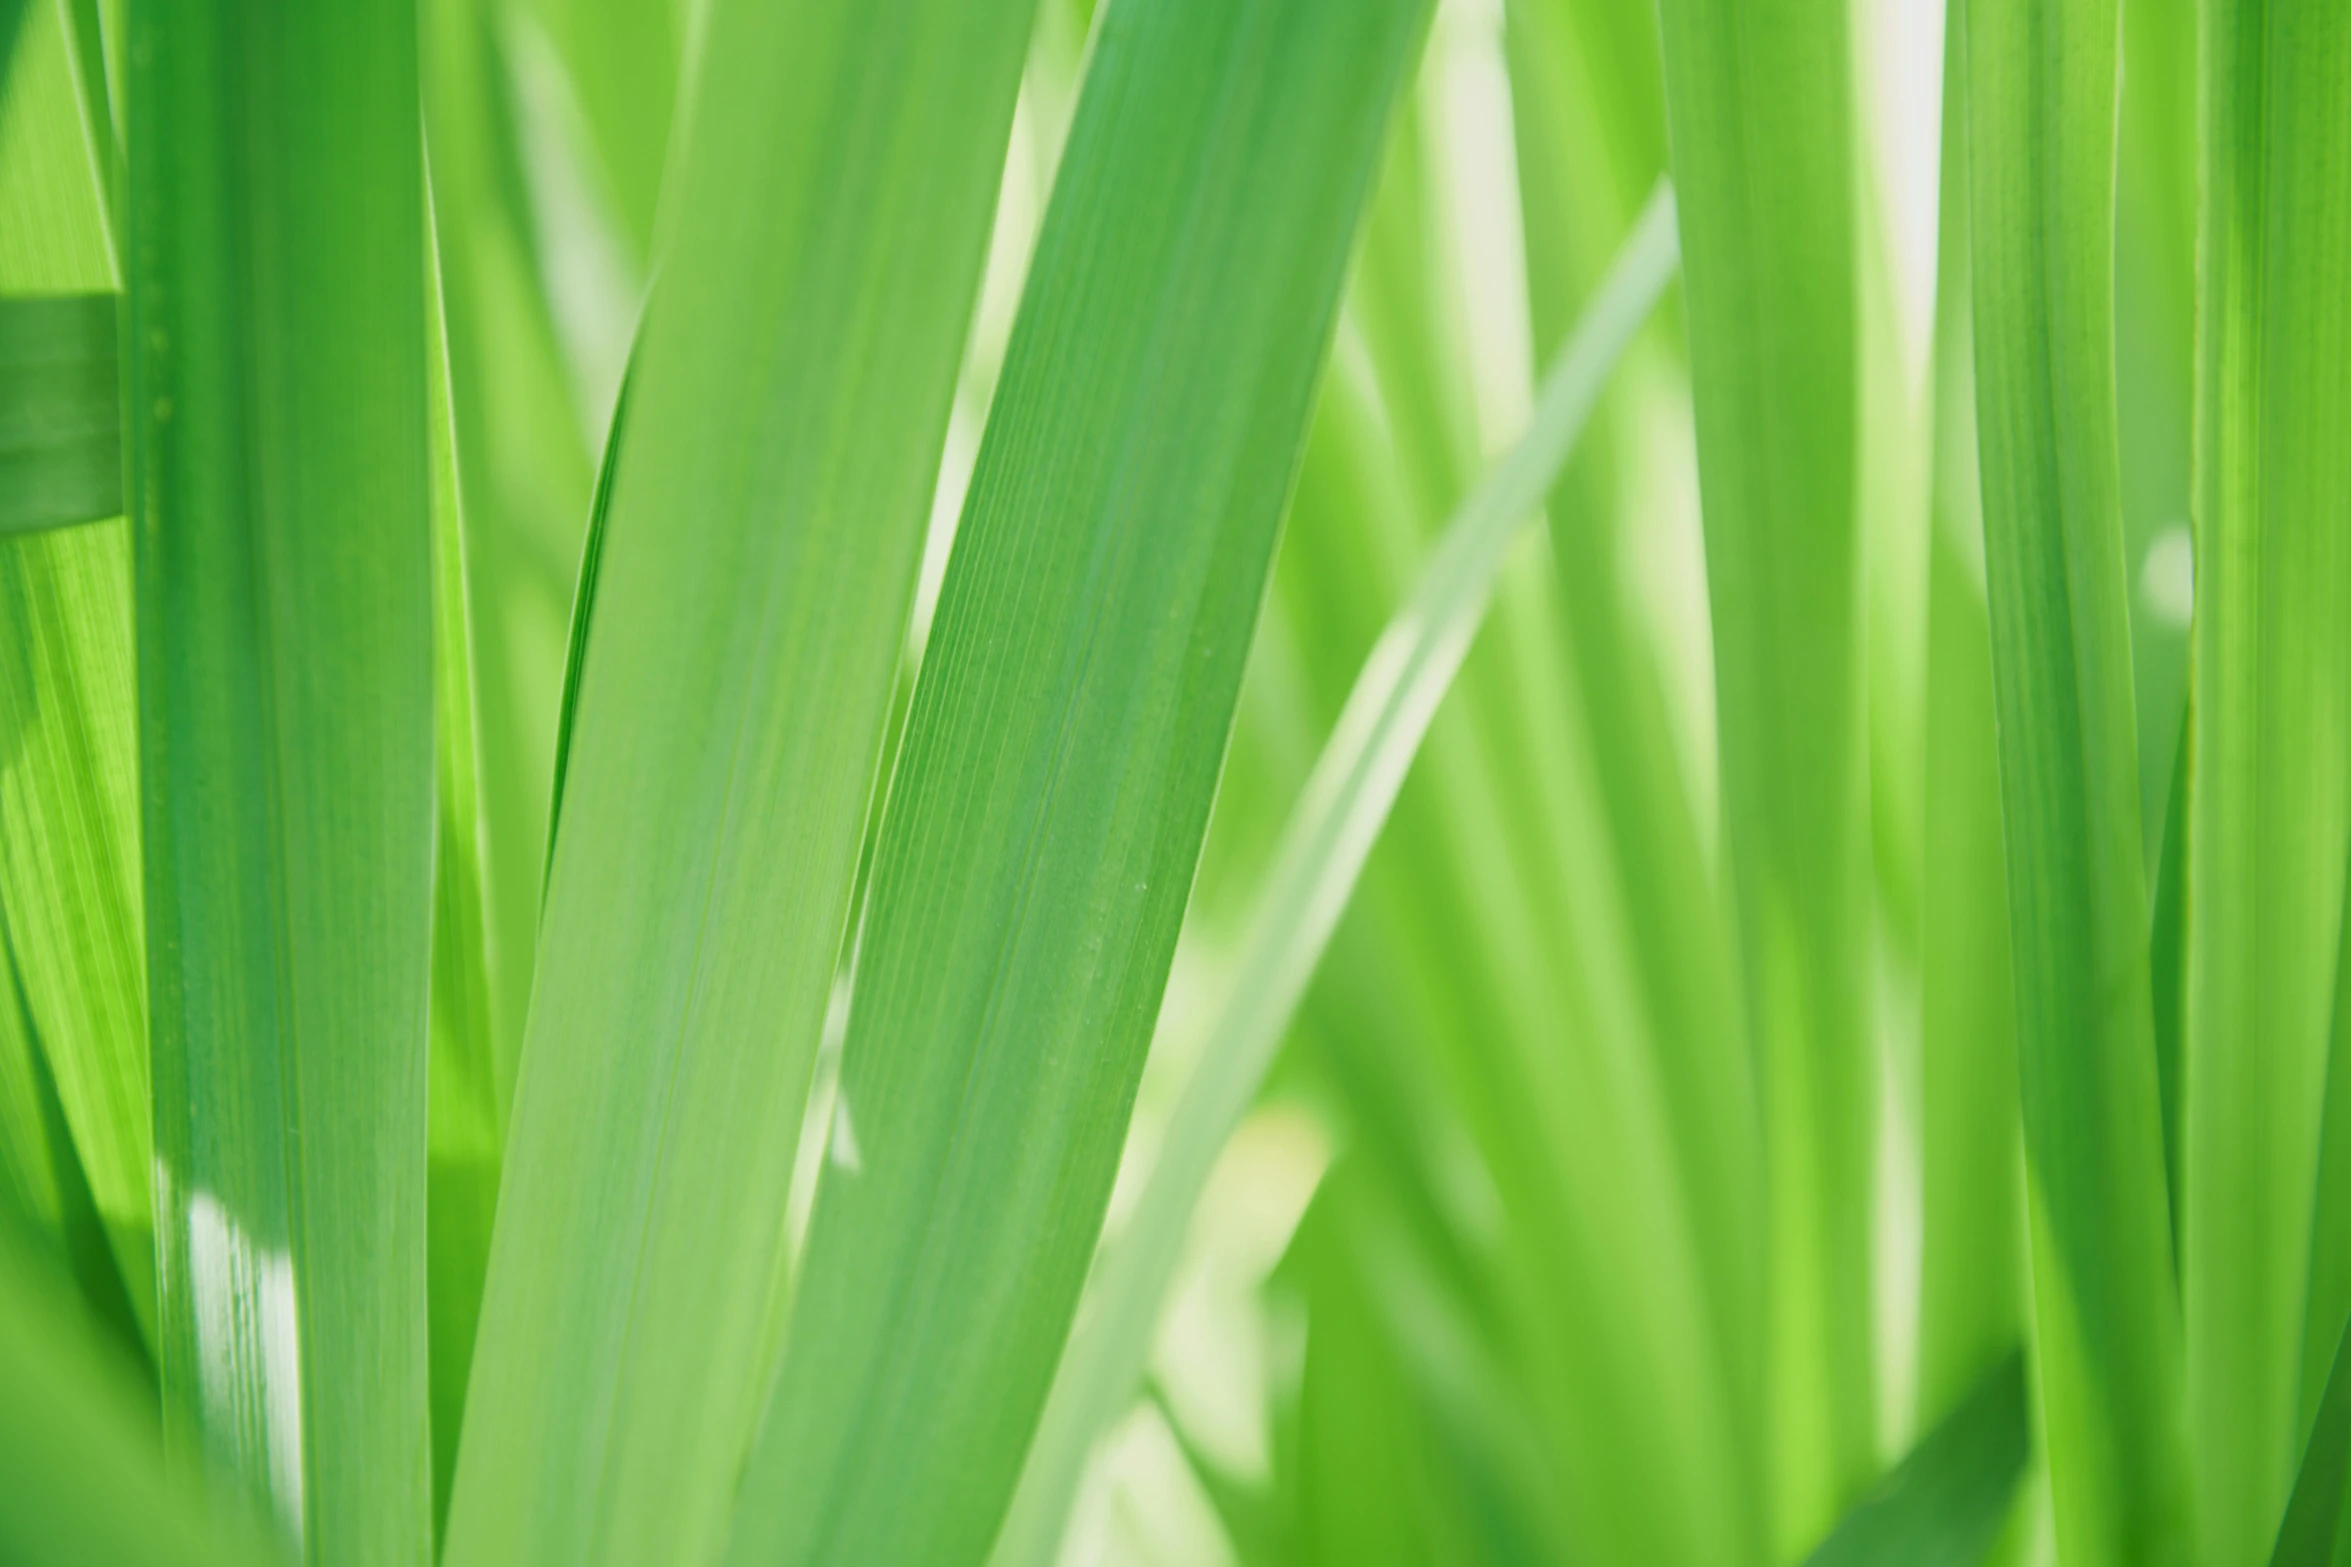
[0,292,119,534]
[1916,0,2022,1429]
[1966,0,2195,1560]
[724,0,1431,1559]
[2186,5,2351,1562]
[421,192,502,1546]
[1649,0,1872,1546]
[2272,1305,2351,1567]
[124,0,436,1554]
[439,3,1035,1562]
[0,0,151,1348]
[990,189,1677,1567]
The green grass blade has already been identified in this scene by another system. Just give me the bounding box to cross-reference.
[1965,0,2196,1559]
[2149,721,2188,1251]
[438,2,1034,1561]
[1916,0,2021,1429]
[724,0,1430,1558]
[989,187,1676,1567]
[0,0,151,1351]
[2308,864,2351,1461]
[1650,0,1872,1545]
[1800,1351,2029,1567]
[0,1212,282,1567]
[0,292,118,534]
[2186,5,2351,1561]
[422,188,502,1547]
[124,0,437,1553]
[420,0,601,1109]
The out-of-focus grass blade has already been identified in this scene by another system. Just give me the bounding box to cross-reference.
[1966,0,2195,1561]
[0,0,151,1349]
[1651,0,1873,1545]
[2273,1307,2351,1567]
[1800,1352,2029,1567]
[725,0,1430,1559]
[422,190,501,1546]
[0,292,118,534]
[125,0,436,1553]
[990,187,1676,1567]
[2186,5,2351,1562]
[1503,0,1755,1429]
[421,0,600,1109]
[439,2,1034,1562]
[1916,0,2021,1431]
[0,1209,282,1567]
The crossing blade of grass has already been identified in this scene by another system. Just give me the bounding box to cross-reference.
[1799,1352,2030,1567]
[124,0,437,1553]
[0,293,118,534]
[0,0,151,1350]
[2306,868,2351,1480]
[1650,0,1872,1546]
[2273,1305,2351,1567]
[1966,0,2196,1561]
[1916,0,2022,1431]
[438,3,1035,1563]
[0,1209,282,1567]
[990,187,1676,1567]
[723,0,1430,1560]
[2186,5,2351,1562]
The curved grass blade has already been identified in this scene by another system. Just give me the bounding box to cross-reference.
[0,0,151,1350]
[0,1209,282,1567]
[989,186,1678,1567]
[0,293,118,535]
[723,0,1432,1559]
[1966,0,2195,1560]
[1800,1351,2029,1567]
[1650,0,1873,1545]
[2185,5,2351,1561]
[438,3,1036,1562]
[125,0,437,1552]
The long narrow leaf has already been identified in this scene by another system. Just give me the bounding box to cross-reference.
[990,184,1677,1567]
[1966,0,2196,1560]
[439,2,1036,1562]
[1649,0,1872,1545]
[125,0,437,1552]
[2186,5,2351,1562]
[725,0,1432,1559]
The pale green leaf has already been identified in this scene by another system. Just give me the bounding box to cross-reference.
[440,1,1035,1562]
[1651,0,1874,1545]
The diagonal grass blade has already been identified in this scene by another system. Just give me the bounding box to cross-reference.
[724,0,1433,1559]
[989,184,1677,1567]
[439,3,1036,1563]
[0,293,118,535]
